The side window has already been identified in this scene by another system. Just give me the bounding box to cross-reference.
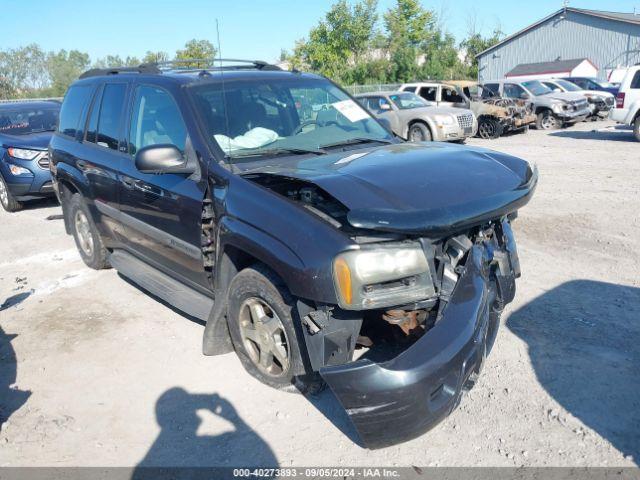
[96,84,127,150]
[58,85,92,139]
[630,71,640,89]
[129,85,187,155]
[85,84,104,144]
[572,79,587,89]
[403,86,417,93]
[419,87,436,102]
[442,86,464,103]
[504,83,526,99]
[482,83,499,98]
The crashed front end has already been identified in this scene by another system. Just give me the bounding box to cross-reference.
[244,144,537,448]
[482,97,536,132]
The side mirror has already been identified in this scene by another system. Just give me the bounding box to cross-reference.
[380,103,392,111]
[553,88,562,93]
[520,93,530,99]
[134,144,194,175]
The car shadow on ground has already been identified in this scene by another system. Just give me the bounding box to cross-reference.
[549,128,636,142]
[18,197,59,212]
[132,388,277,477]
[0,290,33,312]
[0,326,31,432]
[506,280,640,464]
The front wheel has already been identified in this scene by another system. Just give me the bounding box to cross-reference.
[477,117,504,139]
[536,111,559,130]
[407,122,432,142]
[634,116,640,142]
[227,265,323,394]
[0,175,23,212]
[68,194,110,269]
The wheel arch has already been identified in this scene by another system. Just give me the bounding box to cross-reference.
[406,118,433,140]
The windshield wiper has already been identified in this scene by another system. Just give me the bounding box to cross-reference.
[320,137,393,149]
[232,146,327,159]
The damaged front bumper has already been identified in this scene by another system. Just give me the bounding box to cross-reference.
[320,238,516,449]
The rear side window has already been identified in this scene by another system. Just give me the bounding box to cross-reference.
[631,71,640,89]
[419,86,436,102]
[403,86,417,93]
[96,84,127,150]
[58,85,92,138]
[129,85,187,155]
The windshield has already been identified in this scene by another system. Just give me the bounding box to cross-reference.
[554,79,581,92]
[522,81,553,96]
[190,77,392,159]
[388,92,429,109]
[0,105,59,135]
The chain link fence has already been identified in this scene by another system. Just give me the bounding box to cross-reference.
[343,84,402,95]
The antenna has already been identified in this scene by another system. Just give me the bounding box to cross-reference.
[215,18,232,162]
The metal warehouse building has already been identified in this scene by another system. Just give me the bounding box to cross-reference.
[476,7,640,82]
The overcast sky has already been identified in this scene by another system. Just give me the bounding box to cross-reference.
[3,0,639,62]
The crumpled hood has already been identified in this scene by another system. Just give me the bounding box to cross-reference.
[0,131,52,150]
[244,142,537,235]
[546,91,587,103]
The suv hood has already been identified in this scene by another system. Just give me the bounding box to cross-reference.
[544,91,586,103]
[0,131,52,150]
[243,142,537,235]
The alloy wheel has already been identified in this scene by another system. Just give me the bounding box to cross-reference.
[541,114,557,130]
[0,178,8,208]
[74,210,94,257]
[478,121,495,139]
[238,297,290,377]
[409,127,424,142]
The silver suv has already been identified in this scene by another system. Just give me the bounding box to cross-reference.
[483,79,590,130]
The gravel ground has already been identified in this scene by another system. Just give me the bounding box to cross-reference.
[1,120,639,467]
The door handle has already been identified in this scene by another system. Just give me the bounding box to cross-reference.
[134,182,163,197]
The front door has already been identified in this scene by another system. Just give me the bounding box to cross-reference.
[118,84,209,290]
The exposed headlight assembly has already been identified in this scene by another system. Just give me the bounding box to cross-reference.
[333,243,436,310]
[551,103,567,113]
[8,147,41,160]
[434,114,455,126]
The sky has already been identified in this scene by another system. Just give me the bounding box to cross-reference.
[2,0,640,63]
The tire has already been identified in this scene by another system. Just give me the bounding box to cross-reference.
[477,117,504,139]
[67,194,110,270]
[407,122,432,142]
[0,175,24,212]
[227,265,324,395]
[634,116,640,142]
[536,110,559,130]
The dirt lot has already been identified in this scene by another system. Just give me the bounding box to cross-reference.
[1,120,639,468]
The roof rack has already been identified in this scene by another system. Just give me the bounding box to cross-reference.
[79,58,281,79]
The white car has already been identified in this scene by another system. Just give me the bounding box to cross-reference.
[610,66,640,141]
[540,79,614,119]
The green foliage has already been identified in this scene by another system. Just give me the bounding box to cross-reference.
[142,51,170,64]
[0,44,48,96]
[175,39,217,67]
[47,49,90,96]
[460,28,504,78]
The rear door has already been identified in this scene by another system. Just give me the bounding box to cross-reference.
[118,83,209,289]
[440,85,466,108]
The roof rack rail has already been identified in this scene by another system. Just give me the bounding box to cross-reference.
[79,58,282,79]
[79,64,161,79]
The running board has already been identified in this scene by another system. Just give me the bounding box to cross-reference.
[109,250,214,321]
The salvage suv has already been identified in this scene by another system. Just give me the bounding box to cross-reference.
[484,79,590,130]
[50,60,536,448]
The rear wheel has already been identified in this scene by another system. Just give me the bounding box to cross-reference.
[68,194,110,269]
[227,265,324,394]
[477,117,504,139]
[536,110,559,130]
[634,116,640,142]
[407,122,432,142]
[0,175,23,212]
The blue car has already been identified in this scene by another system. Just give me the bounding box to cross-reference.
[0,101,60,211]
[564,77,619,96]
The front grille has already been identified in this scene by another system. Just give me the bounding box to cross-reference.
[456,113,474,129]
[572,99,588,111]
[37,153,50,170]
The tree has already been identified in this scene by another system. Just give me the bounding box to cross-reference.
[142,51,170,64]
[384,0,437,82]
[0,44,48,95]
[460,22,504,78]
[293,0,379,82]
[175,39,217,67]
[47,49,90,96]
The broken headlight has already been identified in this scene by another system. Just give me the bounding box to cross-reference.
[333,243,435,310]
